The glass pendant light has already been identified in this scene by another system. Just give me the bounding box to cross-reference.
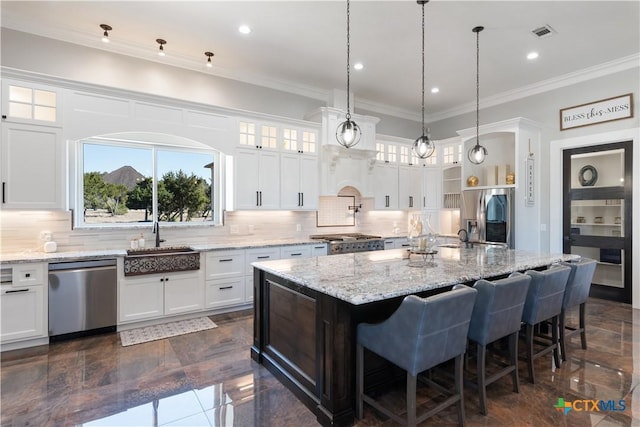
[336,0,361,148]
[413,0,435,159]
[468,26,487,164]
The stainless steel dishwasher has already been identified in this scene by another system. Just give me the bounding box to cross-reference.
[48,259,117,340]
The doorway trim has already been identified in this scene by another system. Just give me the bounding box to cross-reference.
[550,127,640,308]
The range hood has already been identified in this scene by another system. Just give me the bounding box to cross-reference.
[306,103,379,197]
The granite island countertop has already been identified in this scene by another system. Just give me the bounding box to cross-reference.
[252,247,579,305]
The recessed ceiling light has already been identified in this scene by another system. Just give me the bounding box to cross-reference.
[239,25,251,34]
[353,62,364,70]
[527,51,539,60]
[431,87,439,94]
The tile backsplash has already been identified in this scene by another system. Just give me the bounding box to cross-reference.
[0,207,410,254]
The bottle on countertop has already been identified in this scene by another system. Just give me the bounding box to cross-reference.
[138,233,145,248]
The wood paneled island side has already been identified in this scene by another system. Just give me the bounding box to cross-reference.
[251,247,577,426]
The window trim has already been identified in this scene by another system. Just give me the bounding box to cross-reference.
[75,136,222,229]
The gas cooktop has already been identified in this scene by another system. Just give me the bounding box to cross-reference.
[309,233,382,242]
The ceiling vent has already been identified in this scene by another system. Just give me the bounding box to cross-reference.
[531,24,556,38]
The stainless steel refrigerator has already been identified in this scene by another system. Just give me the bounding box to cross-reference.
[461,188,515,248]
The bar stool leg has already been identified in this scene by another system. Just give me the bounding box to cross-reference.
[509,332,520,393]
[407,373,417,427]
[559,310,567,361]
[552,315,561,369]
[356,344,364,419]
[579,303,587,349]
[526,324,535,383]
[477,343,487,415]
[455,354,466,426]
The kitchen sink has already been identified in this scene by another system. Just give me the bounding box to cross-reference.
[124,246,200,276]
[126,246,196,256]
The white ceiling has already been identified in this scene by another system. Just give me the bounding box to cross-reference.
[2,1,639,121]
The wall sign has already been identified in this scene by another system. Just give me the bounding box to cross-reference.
[560,93,633,131]
[525,156,535,206]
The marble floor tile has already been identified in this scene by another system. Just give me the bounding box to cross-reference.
[1,300,639,427]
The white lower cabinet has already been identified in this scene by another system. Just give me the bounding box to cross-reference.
[1,285,45,343]
[119,275,165,323]
[206,277,246,309]
[383,237,410,249]
[245,247,281,303]
[280,245,311,259]
[310,243,328,256]
[119,270,203,323]
[205,249,248,308]
[0,263,48,345]
[164,271,204,316]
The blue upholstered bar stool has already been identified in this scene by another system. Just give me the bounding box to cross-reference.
[466,274,531,415]
[520,265,571,383]
[356,285,477,427]
[559,258,597,361]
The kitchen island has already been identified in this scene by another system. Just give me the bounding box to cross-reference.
[251,246,577,426]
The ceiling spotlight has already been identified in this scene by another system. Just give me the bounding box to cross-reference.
[156,39,166,56]
[238,25,251,34]
[527,51,539,60]
[353,62,364,70]
[431,87,439,94]
[205,51,215,68]
[100,24,112,43]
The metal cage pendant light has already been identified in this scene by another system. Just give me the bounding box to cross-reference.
[336,0,361,148]
[468,26,488,164]
[413,0,435,159]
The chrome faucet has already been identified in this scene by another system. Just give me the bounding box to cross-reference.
[457,229,469,243]
[152,221,165,247]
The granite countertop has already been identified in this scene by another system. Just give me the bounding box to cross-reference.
[252,247,579,305]
[0,238,324,264]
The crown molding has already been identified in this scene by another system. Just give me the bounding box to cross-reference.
[3,13,638,124]
[429,53,640,123]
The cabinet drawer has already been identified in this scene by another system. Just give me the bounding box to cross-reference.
[12,263,46,287]
[280,245,311,259]
[206,277,245,309]
[205,250,245,280]
[245,248,281,275]
[1,284,46,343]
[310,243,328,257]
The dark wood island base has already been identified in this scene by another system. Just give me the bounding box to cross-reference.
[251,268,451,426]
[250,248,576,426]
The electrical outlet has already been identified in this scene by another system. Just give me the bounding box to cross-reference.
[40,231,53,242]
[248,225,255,234]
[230,225,239,234]
[296,224,302,232]
[540,223,547,232]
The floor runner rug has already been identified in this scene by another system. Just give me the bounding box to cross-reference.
[120,317,217,346]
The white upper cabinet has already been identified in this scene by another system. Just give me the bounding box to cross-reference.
[422,168,442,210]
[234,119,319,210]
[373,162,399,210]
[398,166,422,210]
[234,148,280,209]
[1,122,64,209]
[281,153,318,210]
[1,80,65,210]
[2,80,61,126]
[441,140,463,166]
